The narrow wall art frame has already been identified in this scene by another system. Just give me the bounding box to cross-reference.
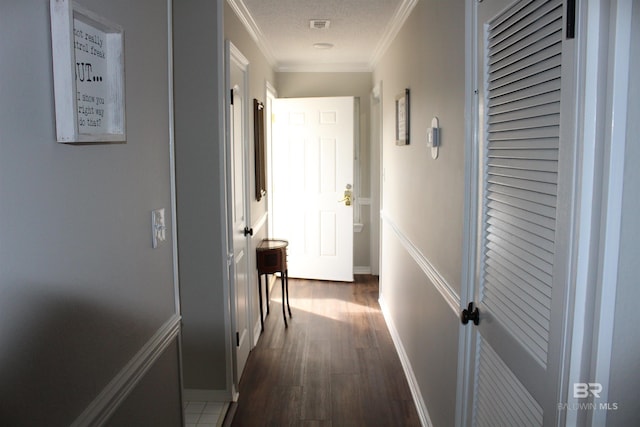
[395,88,410,145]
[253,99,266,201]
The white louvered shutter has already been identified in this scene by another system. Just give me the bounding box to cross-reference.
[473,0,566,425]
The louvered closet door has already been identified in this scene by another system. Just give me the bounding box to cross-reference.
[471,0,572,425]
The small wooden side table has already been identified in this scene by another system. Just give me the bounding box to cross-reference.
[256,239,291,330]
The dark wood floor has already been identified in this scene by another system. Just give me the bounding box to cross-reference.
[230,275,421,427]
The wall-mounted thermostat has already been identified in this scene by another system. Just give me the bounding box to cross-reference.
[427,117,440,159]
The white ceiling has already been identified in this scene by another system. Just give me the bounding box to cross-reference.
[227,0,417,72]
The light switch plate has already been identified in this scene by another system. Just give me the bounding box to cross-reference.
[151,208,166,249]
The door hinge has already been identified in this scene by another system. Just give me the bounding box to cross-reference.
[230,89,234,105]
[236,332,240,347]
[566,0,576,39]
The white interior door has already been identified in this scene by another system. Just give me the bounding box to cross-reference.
[226,41,250,382]
[272,97,354,282]
[467,0,575,425]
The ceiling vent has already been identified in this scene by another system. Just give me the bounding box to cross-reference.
[309,19,330,29]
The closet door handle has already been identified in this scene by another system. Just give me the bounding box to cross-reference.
[243,227,253,237]
[461,302,479,326]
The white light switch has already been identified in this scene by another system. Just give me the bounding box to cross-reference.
[151,208,166,249]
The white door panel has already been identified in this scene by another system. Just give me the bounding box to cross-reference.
[272,97,354,282]
[468,0,575,425]
[226,41,250,383]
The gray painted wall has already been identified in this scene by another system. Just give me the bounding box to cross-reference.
[106,341,183,426]
[174,0,287,396]
[173,0,230,392]
[225,2,275,229]
[0,0,181,424]
[276,72,374,269]
[372,0,465,425]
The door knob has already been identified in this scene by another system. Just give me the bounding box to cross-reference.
[338,194,352,206]
[461,302,479,325]
[338,186,353,206]
[243,227,253,236]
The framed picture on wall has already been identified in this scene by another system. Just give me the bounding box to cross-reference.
[395,88,410,146]
[253,99,266,201]
[50,0,126,143]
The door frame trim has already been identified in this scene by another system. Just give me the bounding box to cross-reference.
[370,82,382,276]
[567,2,633,425]
[456,1,479,425]
[265,81,277,238]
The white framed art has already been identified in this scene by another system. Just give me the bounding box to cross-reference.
[50,0,125,143]
[395,88,410,146]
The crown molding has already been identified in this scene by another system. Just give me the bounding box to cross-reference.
[227,0,416,73]
[368,0,418,68]
[226,0,277,67]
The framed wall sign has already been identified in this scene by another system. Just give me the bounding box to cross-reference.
[395,88,410,146]
[50,0,125,143]
[253,99,266,201]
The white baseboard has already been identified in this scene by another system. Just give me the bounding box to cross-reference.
[379,297,433,427]
[353,266,372,275]
[71,314,181,426]
[183,388,234,402]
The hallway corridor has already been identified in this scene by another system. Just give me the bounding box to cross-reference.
[229,275,421,426]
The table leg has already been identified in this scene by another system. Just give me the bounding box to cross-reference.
[265,274,270,315]
[281,272,288,328]
[258,274,264,332]
[285,269,291,317]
